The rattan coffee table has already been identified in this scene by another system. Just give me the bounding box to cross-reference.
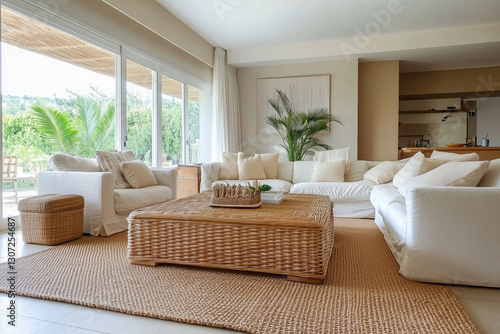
[127,192,334,284]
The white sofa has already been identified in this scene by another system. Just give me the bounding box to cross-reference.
[201,160,379,218]
[370,157,500,287]
[38,154,177,236]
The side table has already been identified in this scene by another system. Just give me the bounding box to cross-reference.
[176,164,202,198]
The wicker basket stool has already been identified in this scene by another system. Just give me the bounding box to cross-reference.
[18,194,85,245]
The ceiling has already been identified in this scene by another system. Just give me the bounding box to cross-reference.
[157,0,500,72]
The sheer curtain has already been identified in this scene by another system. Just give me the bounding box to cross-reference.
[211,47,241,161]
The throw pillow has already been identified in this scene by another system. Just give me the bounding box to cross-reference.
[363,161,406,184]
[311,161,345,182]
[237,152,266,180]
[48,153,101,172]
[95,150,136,189]
[392,152,446,189]
[218,152,238,180]
[398,161,490,197]
[120,160,157,188]
[345,160,369,182]
[255,153,279,179]
[477,158,500,187]
[313,146,351,174]
[430,150,479,162]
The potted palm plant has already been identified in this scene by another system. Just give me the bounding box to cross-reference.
[266,89,342,161]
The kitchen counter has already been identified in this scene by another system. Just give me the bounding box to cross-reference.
[399,146,500,160]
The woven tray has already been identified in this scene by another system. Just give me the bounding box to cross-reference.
[127,192,334,283]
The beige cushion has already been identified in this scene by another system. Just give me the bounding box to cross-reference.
[120,160,157,188]
[398,161,491,197]
[255,153,279,179]
[218,152,238,180]
[392,152,446,189]
[478,158,500,187]
[114,185,172,215]
[363,161,406,184]
[95,150,136,189]
[430,150,479,162]
[313,147,351,174]
[311,161,345,182]
[237,152,266,180]
[49,154,101,172]
[346,160,369,182]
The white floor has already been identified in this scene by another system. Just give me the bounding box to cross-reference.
[1,230,499,334]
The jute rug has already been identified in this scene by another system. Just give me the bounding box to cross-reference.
[0,218,479,333]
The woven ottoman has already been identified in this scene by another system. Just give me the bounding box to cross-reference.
[18,194,85,245]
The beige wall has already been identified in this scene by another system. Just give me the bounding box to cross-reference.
[400,66,500,98]
[358,61,400,161]
[51,0,213,84]
[236,59,359,161]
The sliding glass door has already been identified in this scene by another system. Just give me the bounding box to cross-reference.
[126,60,153,165]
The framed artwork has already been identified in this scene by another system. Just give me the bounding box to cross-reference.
[257,74,331,133]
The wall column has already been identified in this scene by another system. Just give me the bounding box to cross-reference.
[358,61,400,161]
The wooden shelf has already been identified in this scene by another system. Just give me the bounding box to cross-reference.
[399,109,467,114]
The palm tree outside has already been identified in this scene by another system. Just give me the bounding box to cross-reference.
[31,96,115,157]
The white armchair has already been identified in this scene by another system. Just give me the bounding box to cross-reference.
[38,154,177,236]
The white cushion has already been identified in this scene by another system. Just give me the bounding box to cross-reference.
[292,161,315,183]
[478,158,500,187]
[95,150,136,189]
[311,161,345,182]
[430,150,479,162]
[114,185,172,215]
[363,161,406,184]
[346,160,369,182]
[237,152,266,180]
[255,153,279,179]
[277,162,294,183]
[313,146,351,174]
[120,160,157,188]
[218,152,238,180]
[398,161,491,197]
[213,179,293,192]
[49,154,101,172]
[392,152,446,189]
[290,180,375,202]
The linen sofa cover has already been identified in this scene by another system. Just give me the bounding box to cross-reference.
[39,155,177,236]
[201,160,378,219]
[371,160,500,287]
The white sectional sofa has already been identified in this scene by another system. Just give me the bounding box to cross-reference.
[370,154,500,288]
[205,150,500,288]
[38,153,177,236]
[201,160,380,218]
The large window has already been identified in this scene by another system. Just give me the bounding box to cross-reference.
[1,3,212,222]
[161,76,183,166]
[1,5,117,220]
[126,60,153,165]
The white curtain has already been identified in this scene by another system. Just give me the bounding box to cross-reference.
[211,47,241,161]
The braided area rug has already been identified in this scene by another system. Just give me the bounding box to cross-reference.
[0,218,479,333]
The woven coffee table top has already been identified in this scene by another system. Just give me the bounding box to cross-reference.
[129,192,332,229]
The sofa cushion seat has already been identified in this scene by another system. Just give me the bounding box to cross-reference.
[289,180,375,202]
[213,179,293,193]
[114,185,173,215]
[370,184,408,265]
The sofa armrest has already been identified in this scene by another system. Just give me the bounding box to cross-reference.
[37,171,115,236]
[200,162,221,192]
[403,186,500,286]
[150,167,178,199]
